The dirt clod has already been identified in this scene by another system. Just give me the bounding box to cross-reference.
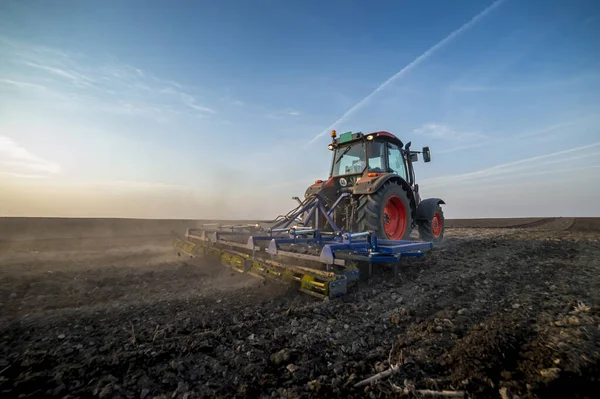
[271,349,292,365]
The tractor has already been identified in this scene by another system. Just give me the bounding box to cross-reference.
[172,129,445,299]
[303,130,445,243]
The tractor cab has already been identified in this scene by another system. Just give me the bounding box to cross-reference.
[304,129,443,243]
[329,135,386,176]
[328,130,430,186]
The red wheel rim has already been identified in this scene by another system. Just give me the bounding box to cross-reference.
[383,196,407,240]
[431,211,442,238]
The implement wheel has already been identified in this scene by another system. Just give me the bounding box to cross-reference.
[418,203,445,244]
[357,181,414,240]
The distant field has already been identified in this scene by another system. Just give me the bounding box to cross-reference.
[0,217,204,241]
[1,216,599,241]
[446,217,600,232]
[445,218,544,228]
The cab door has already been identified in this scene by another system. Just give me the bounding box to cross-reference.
[386,142,421,204]
[386,143,408,180]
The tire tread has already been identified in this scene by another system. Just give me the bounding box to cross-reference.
[356,180,415,239]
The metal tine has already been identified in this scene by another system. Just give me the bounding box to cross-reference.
[291,228,315,235]
[269,227,292,234]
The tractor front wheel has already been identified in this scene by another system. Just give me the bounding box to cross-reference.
[418,204,445,244]
[357,181,414,240]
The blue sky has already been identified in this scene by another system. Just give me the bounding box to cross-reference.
[1,0,599,219]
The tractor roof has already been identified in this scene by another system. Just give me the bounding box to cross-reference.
[369,131,404,147]
[332,130,404,148]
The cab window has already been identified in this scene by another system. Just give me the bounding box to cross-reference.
[387,143,407,180]
[367,141,385,172]
[331,141,366,176]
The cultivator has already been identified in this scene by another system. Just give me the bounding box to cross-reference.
[174,129,445,299]
[173,193,433,299]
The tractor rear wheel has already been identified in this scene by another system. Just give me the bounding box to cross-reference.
[356,181,414,240]
[418,203,445,244]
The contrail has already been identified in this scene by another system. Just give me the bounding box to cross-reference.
[305,0,507,147]
[422,141,600,187]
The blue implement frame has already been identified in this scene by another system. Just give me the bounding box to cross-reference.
[177,191,434,298]
[189,191,433,266]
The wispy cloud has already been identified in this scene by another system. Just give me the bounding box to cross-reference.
[86,179,196,192]
[436,141,494,155]
[0,172,49,179]
[23,60,99,89]
[180,93,216,114]
[423,141,600,188]
[305,0,507,146]
[452,164,600,195]
[449,72,600,93]
[513,120,581,139]
[267,108,301,119]
[412,123,487,142]
[0,78,49,91]
[436,118,591,155]
[0,37,216,120]
[0,136,60,176]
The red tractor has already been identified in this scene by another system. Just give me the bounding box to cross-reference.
[304,130,445,243]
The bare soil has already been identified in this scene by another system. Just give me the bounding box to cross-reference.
[0,218,599,398]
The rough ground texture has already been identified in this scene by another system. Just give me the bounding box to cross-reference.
[0,218,599,398]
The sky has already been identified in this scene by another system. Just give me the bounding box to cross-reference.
[1,0,599,219]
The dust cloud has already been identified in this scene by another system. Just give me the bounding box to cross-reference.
[0,173,303,220]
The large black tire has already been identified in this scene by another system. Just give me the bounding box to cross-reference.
[356,181,414,240]
[418,203,445,244]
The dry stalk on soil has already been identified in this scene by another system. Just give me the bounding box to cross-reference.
[355,347,402,388]
[356,346,465,397]
[127,321,137,346]
[354,364,401,388]
[152,324,168,342]
[389,381,465,397]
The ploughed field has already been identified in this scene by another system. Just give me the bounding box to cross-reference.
[0,217,599,398]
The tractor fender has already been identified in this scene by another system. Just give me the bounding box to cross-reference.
[416,198,446,221]
[353,175,418,218]
[353,174,412,197]
[304,177,334,198]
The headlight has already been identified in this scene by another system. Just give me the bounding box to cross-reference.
[366,135,374,140]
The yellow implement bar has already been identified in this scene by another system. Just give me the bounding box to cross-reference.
[172,238,345,299]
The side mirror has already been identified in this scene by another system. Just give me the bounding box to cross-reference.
[422,146,431,163]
